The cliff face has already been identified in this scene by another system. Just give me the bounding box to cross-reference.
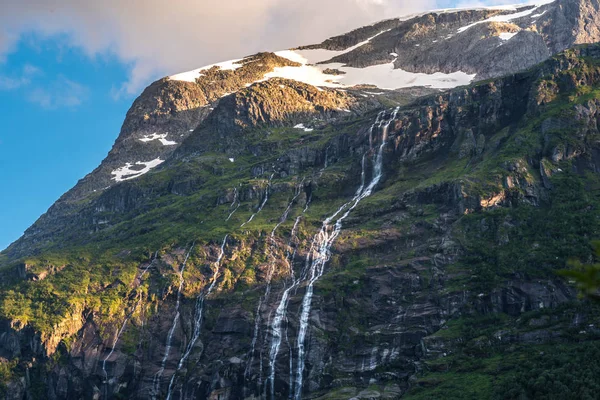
[10,0,600,262]
[3,2,600,400]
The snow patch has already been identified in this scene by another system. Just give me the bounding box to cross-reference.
[530,10,548,18]
[169,59,243,82]
[267,59,475,90]
[139,133,177,146]
[499,32,519,41]
[393,2,554,26]
[279,29,389,66]
[457,1,554,33]
[111,158,164,182]
[294,123,314,132]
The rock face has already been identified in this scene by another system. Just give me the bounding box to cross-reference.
[10,0,600,260]
[3,1,600,400]
[311,0,600,79]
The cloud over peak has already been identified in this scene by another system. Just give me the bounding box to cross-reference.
[0,0,440,96]
[0,0,542,96]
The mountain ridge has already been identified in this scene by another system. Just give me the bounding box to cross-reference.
[2,1,600,399]
[6,0,595,257]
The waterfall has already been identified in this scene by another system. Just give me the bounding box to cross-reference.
[166,236,228,400]
[102,316,129,398]
[266,270,298,399]
[226,203,240,221]
[292,107,399,399]
[323,145,331,170]
[152,244,194,398]
[104,252,157,398]
[241,173,275,227]
[265,191,310,399]
[245,183,303,387]
[231,187,238,207]
[140,251,158,279]
[271,181,303,236]
[227,188,241,221]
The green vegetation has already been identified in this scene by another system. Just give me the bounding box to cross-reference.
[406,301,600,399]
[455,170,600,291]
[405,341,600,400]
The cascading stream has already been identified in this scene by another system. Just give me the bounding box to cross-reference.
[231,187,238,207]
[152,244,194,398]
[266,191,311,399]
[166,235,229,400]
[101,251,156,398]
[102,316,129,398]
[292,107,399,399]
[242,173,275,227]
[226,203,241,221]
[246,183,304,386]
[227,188,241,221]
[140,251,158,279]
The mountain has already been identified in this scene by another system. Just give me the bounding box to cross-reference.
[2,0,600,399]
[8,0,600,260]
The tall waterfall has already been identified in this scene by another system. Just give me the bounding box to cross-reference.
[266,212,306,399]
[246,183,303,387]
[292,108,399,399]
[152,244,194,398]
[166,236,228,400]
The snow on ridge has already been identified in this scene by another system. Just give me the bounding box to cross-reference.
[499,32,519,41]
[281,29,391,67]
[266,58,475,90]
[530,10,548,18]
[165,1,556,94]
[139,133,177,146]
[395,0,555,23]
[111,158,165,182]
[169,59,244,82]
[457,1,554,33]
[269,27,475,91]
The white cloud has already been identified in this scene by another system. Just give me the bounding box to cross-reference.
[0,63,42,90]
[26,75,89,109]
[0,0,439,96]
[0,63,87,109]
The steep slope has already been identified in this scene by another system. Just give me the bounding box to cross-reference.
[2,1,600,400]
[2,41,600,399]
[8,0,600,260]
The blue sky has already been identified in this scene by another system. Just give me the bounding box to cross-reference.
[0,0,510,251]
[0,35,131,250]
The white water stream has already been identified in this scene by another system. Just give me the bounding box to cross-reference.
[246,183,304,386]
[165,236,228,400]
[241,173,275,227]
[152,244,194,398]
[292,108,399,399]
[102,316,129,398]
